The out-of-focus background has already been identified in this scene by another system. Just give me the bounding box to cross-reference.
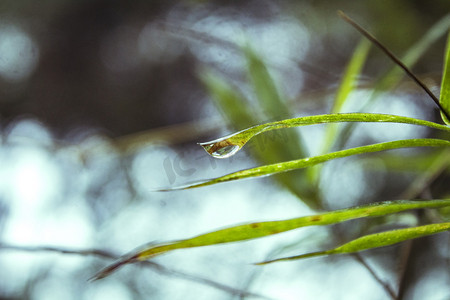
[0,1,449,299]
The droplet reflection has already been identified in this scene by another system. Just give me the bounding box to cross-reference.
[199,139,241,159]
[210,144,241,158]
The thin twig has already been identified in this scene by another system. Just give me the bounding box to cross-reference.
[0,243,270,299]
[0,244,116,258]
[395,239,414,300]
[329,225,397,299]
[351,252,397,299]
[156,21,342,83]
[338,10,450,121]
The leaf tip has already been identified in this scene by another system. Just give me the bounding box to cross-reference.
[89,255,139,281]
[254,261,270,266]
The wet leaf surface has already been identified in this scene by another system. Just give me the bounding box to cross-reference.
[92,199,450,280]
[198,114,450,159]
[257,222,450,264]
[174,139,450,190]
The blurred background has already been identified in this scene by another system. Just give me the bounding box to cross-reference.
[0,0,449,299]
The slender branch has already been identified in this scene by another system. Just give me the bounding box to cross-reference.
[155,21,342,83]
[330,225,397,299]
[0,243,270,299]
[396,238,414,300]
[0,244,117,258]
[338,10,450,121]
[351,252,397,299]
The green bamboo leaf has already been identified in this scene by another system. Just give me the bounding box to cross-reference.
[368,150,449,172]
[257,222,450,265]
[440,31,450,124]
[200,70,257,129]
[91,199,450,280]
[244,45,308,159]
[331,39,371,114]
[200,67,318,207]
[312,39,370,184]
[198,113,450,159]
[320,39,371,155]
[401,149,450,199]
[244,45,291,120]
[178,139,450,190]
[379,14,450,91]
[335,14,450,150]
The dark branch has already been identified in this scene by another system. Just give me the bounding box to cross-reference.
[338,10,450,121]
[329,226,397,299]
[351,252,397,299]
[0,243,270,299]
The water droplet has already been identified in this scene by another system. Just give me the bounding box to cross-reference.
[199,138,242,159]
[210,144,240,158]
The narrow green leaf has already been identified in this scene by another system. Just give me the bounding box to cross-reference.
[92,200,450,280]
[332,39,371,114]
[199,113,450,159]
[171,139,450,190]
[335,14,450,150]
[243,45,308,160]
[200,65,317,207]
[244,45,290,120]
[310,39,371,184]
[257,222,450,265]
[401,149,450,199]
[320,39,371,155]
[340,11,443,114]
[379,14,450,91]
[440,31,450,124]
[200,70,257,129]
[368,150,449,172]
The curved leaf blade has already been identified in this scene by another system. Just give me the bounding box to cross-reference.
[257,222,450,265]
[92,199,450,280]
[320,39,371,155]
[174,139,450,190]
[200,70,258,128]
[440,31,450,124]
[199,113,450,159]
[331,39,371,114]
[243,45,318,205]
[200,68,318,207]
[334,14,450,151]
